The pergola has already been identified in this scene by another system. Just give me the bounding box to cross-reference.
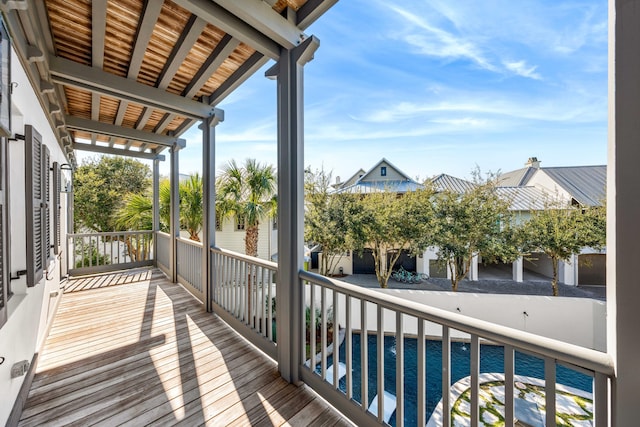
[1,0,336,383]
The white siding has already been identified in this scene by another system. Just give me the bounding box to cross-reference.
[0,46,68,425]
[215,216,273,261]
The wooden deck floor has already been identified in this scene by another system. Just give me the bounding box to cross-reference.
[20,269,350,426]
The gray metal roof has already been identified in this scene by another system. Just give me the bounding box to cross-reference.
[495,186,547,211]
[430,174,476,193]
[497,167,538,187]
[333,180,424,194]
[541,166,606,206]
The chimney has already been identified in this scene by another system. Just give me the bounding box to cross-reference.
[525,157,541,168]
[335,176,341,184]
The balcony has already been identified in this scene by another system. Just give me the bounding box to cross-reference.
[20,267,349,426]
[31,231,611,426]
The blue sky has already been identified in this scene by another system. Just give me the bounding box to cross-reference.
[170,0,609,181]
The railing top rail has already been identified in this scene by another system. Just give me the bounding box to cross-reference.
[211,246,278,270]
[156,231,170,238]
[299,270,615,376]
[176,236,203,248]
[68,230,153,238]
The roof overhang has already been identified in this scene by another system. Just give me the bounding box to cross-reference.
[0,0,337,165]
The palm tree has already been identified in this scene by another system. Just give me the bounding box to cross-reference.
[179,174,203,241]
[114,193,153,261]
[217,159,276,257]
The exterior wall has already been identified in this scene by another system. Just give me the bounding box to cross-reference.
[526,171,573,202]
[360,160,407,182]
[0,46,68,425]
[214,216,273,261]
[314,289,606,351]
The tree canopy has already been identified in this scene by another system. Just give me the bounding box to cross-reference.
[519,199,606,296]
[74,156,150,232]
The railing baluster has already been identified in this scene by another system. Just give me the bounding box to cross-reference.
[361,299,368,411]
[267,268,273,341]
[470,334,480,427]
[504,345,515,427]
[332,289,339,389]
[417,318,426,427]
[545,357,557,427]
[396,311,404,427]
[321,286,327,381]
[346,294,352,400]
[594,372,608,426]
[442,325,451,426]
[310,281,316,374]
[376,305,384,422]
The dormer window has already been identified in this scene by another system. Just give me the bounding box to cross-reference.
[380,166,387,176]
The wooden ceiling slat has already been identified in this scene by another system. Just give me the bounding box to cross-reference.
[63,87,92,120]
[46,0,92,65]
[103,0,142,78]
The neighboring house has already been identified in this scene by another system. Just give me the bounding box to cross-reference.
[213,216,277,262]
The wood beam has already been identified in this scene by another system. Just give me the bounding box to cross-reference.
[65,116,179,146]
[73,143,166,161]
[49,57,215,119]
[184,34,241,98]
[157,15,207,90]
[296,0,339,30]
[172,0,281,59]
[209,51,268,106]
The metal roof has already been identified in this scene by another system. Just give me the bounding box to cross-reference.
[497,167,538,187]
[541,166,606,207]
[495,186,547,211]
[1,0,336,164]
[333,180,424,194]
[430,173,475,193]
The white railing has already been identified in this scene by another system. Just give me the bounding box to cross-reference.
[176,237,203,301]
[211,247,278,359]
[67,231,154,275]
[156,231,170,275]
[298,270,614,427]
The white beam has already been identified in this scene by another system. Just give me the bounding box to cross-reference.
[49,56,215,119]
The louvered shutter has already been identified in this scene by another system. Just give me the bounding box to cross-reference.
[26,125,43,287]
[53,162,61,255]
[42,145,51,265]
[0,135,7,327]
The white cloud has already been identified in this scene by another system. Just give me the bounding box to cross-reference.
[503,60,542,80]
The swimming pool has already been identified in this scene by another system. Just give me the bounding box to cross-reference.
[318,333,593,426]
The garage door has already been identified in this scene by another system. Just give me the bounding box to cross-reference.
[388,250,417,272]
[353,249,375,274]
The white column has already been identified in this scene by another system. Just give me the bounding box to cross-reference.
[513,256,523,283]
[201,110,224,313]
[268,36,319,383]
[169,142,182,283]
[469,253,479,281]
[609,0,640,423]
[152,158,160,267]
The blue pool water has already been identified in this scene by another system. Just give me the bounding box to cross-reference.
[318,334,592,426]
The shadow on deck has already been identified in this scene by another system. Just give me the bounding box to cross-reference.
[19,269,349,426]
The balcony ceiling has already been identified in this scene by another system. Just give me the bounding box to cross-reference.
[1,0,336,163]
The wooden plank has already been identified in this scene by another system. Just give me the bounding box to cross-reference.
[18,269,348,426]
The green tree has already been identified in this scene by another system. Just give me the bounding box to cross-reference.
[431,175,515,291]
[353,187,436,288]
[216,159,277,257]
[74,156,151,232]
[179,174,203,241]
[520,199,606,296]
[304,167,361,276]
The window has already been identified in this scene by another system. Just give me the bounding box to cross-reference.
[215,216,222,231]
[380,166,387,176]
[26,125,50,287]
[235,216,245,231]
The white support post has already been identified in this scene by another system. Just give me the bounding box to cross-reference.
[470,253,479,281]
[152,158,160,267]
[609,0,640,423]
[201,109,224,313]
[268,35,320,383]
[513,256,523,283]
[169,143,180,283]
